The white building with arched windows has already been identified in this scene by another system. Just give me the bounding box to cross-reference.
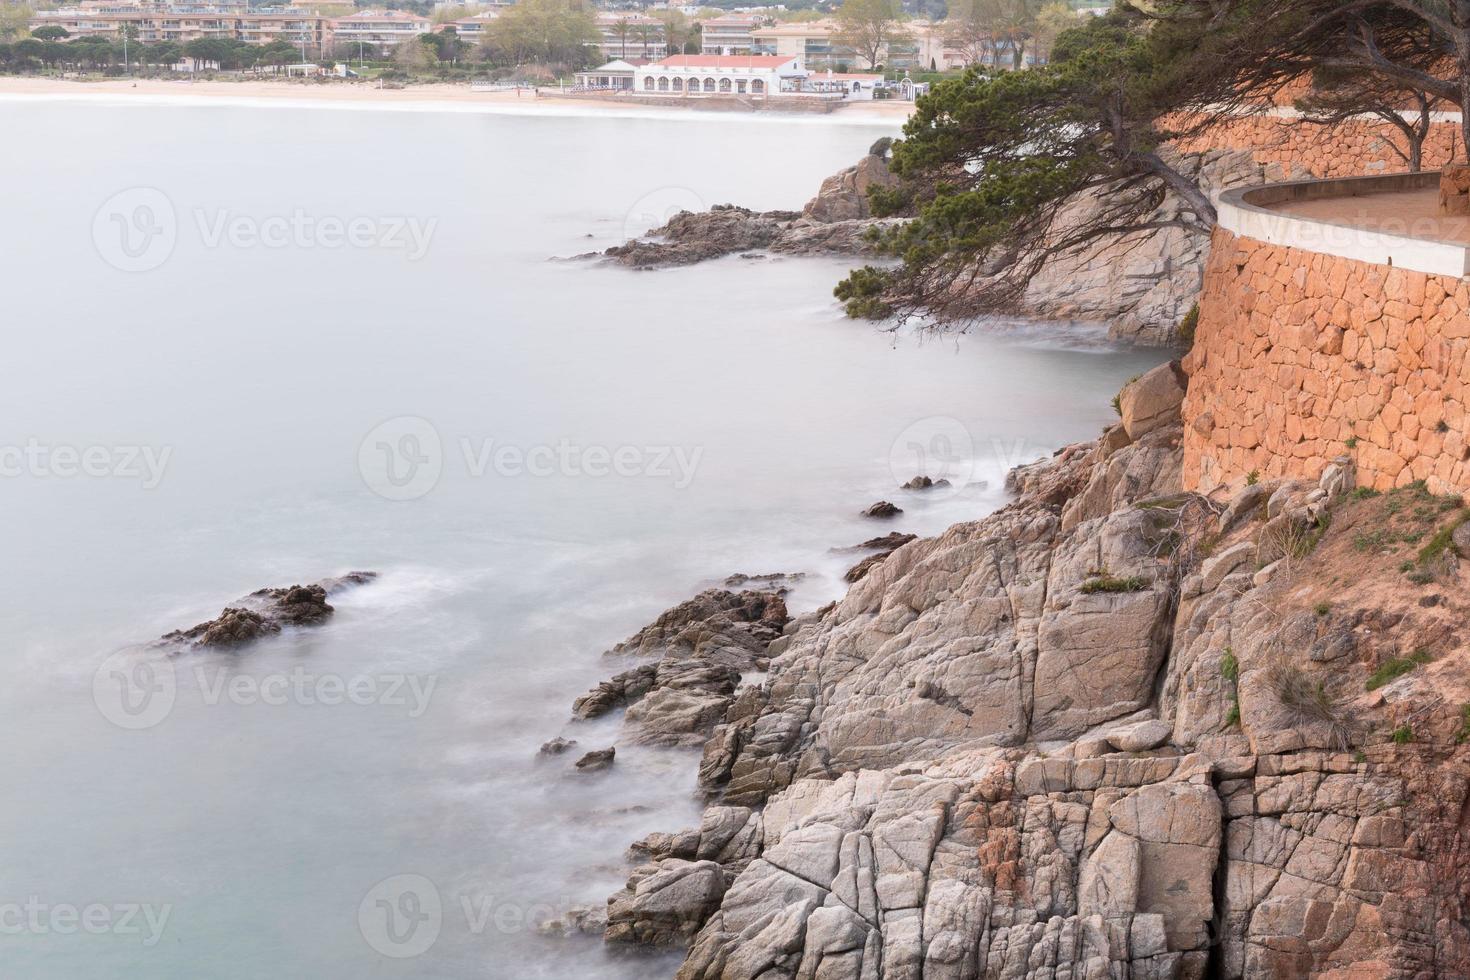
[632,54,806,99]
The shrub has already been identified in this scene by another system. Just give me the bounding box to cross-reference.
[1314,602,1330,617]
[1265,660,1350,749]
[1365,649,1432,691]
[1246,469,1260,486]
[1456,704,1470,745]
[1266,518,1322,562]
[1080,574,1148,594]
[1345,436,1359,449]
[1177,303,1199,347]
[1391,724,1414,745]
[1351,486,1380,500]
[1220,648,1241,727]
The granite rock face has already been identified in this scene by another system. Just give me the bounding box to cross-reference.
[575,380,1470,977]
[1019,148,1279,346]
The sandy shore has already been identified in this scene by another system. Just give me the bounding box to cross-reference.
[0,76,914,120]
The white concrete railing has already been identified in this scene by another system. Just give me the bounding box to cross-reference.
[1216,171,1470,278]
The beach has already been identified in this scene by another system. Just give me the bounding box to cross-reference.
[0,75,917,118]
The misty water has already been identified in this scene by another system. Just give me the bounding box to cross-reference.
[0,97,1166,978]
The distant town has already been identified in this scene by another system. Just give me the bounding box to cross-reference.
[0,0,1111,106]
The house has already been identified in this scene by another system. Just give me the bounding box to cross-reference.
[573,58,645,91]
[632,53,805,98]
[698,15,762,56]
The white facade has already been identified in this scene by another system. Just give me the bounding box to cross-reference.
[633,54,804,98]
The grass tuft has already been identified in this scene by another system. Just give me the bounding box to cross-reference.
[1365,650,1432,691]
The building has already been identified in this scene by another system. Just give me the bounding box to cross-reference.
[749,21,836,66]
[329,10,432,50]
[632,53,805,97]
[795,68,883,100]
[440,11,500,44]
[573,58,646,91]
[31,5,332,48]
[698,15,762,56]
[594,13,666,61]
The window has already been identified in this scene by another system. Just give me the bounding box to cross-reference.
[643,76,654,91]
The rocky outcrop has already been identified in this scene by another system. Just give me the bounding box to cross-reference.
[571,589,789,746]
[569,371,1470,977]
[590,146,901,269]
[158,571,376,649]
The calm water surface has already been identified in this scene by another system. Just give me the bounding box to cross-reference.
[0,98,1166,978]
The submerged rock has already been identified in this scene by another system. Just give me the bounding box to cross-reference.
[158,572,376,650]
[575,747,616,772]
[860,500,903,519]
[539,737,578,756]
[900,475,951,490]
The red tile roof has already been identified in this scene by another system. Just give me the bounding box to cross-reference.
[654,54,796,68]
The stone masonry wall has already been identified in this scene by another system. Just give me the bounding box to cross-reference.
[1182,227,1470,494]
[1173,113,1460,179]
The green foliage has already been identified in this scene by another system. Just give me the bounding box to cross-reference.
[1313,601,1330,617]
[836,9,1215,323]
[1245,469,1259,486]
[833,266,895,320]
[1176,302,1199,347]
[1220,649,1239,683]
[1391,724,1414,745]
[1350,486,1379,499]
[1365,650,1432,692]
[1344,436,1359,449]
[1080,573,1148,594]
[1456,704,1470,745]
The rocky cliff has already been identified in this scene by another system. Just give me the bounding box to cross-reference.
[553,363,1470,978]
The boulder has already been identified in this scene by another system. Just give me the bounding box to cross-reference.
[801,147,899,223]
[605,859,727,947]
[1117,361,1187,440]
[1105,719,1174,752]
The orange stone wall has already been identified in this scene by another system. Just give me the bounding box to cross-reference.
[1182,228,1470,495]
[1172,114,1459,179]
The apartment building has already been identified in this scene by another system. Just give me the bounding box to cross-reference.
[697,15,762,56]
[594,12,666,60]
[329,10,432,49]
[31,5,332,47]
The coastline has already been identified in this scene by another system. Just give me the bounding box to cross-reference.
[0,76,916,121]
